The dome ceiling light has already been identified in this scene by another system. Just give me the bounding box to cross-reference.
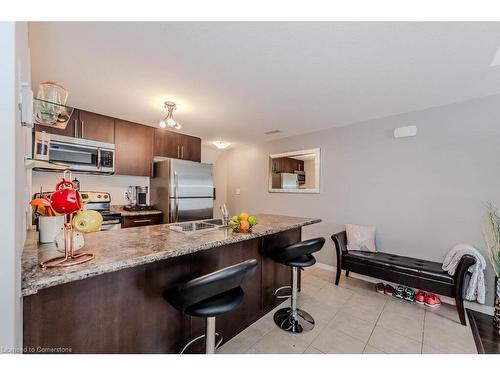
[213,140,231,149]
[159,101,181,130]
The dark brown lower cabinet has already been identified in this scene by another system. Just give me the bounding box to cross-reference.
[23,228,300,353]
[122,214,162,228]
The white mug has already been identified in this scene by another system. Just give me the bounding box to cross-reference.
[38,216,64,243]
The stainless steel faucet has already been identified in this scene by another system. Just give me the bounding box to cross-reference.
[220,204,229,226]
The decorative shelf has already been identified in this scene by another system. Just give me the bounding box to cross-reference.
[24,157,69,171]
[33,97,74,130]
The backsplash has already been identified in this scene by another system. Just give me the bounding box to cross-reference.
[32,172,150,205]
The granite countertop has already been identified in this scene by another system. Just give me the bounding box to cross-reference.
[110,205,163,217]
[22,214,321,297]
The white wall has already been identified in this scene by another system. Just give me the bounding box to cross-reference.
[224,94,500,307]
[0,22,30,352]
[32,172,149,205]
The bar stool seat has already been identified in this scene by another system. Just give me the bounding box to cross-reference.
[272,237,325,333]
[163,258,257,354]
[274,254,316,268]
[185,288,244,317]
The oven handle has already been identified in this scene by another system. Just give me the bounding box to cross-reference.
[102,219,121,225]
[49,146,93,156]
[50,139,100,151]
[97,148,102,170]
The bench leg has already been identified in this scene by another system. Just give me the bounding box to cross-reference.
[345,270,350,277]
[335,266,341,285]
[455,297,466,326]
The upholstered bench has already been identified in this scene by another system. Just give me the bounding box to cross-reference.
[331,231,476,326]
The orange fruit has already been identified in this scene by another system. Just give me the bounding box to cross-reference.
[239,220,250,232]
[239,212,249,221]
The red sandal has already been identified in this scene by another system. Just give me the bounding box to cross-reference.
[424,293,441,307]
[415,290,427,305]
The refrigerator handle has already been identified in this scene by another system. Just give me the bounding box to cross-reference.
[174,170,179,222]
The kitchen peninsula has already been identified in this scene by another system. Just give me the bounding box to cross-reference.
[22,214,320,353]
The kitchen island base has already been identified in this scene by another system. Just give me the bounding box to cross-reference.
[23,228,301,353]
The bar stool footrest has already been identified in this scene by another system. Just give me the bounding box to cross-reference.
[274,285,292,299]
[180,332,223,354]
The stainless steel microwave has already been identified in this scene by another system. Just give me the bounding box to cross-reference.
[33,132,115,174]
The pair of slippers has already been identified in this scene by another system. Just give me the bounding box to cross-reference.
[415,290,441,307]
[394,285,416,302]
[376,282,394,296]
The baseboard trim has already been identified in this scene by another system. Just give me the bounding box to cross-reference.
[313,262,494,316]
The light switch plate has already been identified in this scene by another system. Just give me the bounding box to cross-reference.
[394,125,417,138]
[235,188,241,195]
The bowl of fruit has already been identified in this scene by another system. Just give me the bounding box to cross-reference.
[228,212,258,233]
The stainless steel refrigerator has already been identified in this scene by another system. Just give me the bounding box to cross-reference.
[150,158,214,223]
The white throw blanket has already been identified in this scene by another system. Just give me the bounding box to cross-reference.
[442,244,486,304]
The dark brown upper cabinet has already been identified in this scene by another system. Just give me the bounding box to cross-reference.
[180,134,201,162]
[78,110,115,143]
[35,109,115,144]
[115,120,154,176]
[154,129,180,159]
[35,109,80,138]
[154,129,201,162]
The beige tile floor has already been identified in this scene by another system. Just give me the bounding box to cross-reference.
[218,267,478,354]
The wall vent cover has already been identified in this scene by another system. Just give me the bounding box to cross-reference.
[264,129,281,135]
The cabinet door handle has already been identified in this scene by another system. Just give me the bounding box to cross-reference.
[181,146,184,159]
[81,120,85,138]
[132,219,151,223]
[177,145,180,158]
[74,119,78,137]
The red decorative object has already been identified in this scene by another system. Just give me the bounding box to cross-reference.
[50,176,82,214]
[40,170,94,269]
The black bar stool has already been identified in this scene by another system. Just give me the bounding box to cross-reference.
[271,237,325,333]
[163,258,257,354]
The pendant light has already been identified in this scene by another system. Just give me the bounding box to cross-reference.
[159,101,181,130]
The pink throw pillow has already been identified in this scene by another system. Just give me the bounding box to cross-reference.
[346,224,377,252]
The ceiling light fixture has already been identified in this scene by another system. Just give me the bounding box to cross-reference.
[159,101,181,130]
[213,140,231,149]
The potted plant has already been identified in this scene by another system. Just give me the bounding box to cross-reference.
[482,202,500,331]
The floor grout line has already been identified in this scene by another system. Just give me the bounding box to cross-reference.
[362,295,388,353]
[421,310,426,353]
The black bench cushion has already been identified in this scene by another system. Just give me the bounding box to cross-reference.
[343,251,454,284]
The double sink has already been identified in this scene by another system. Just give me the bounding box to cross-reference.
[168,218,228,234]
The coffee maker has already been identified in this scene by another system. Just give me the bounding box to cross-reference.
[124,186,152,211]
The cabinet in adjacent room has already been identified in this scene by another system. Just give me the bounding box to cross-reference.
[271,157,304,173]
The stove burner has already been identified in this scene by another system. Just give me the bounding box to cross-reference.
[124,205,154,211]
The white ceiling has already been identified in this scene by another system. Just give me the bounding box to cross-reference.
[29,22,500,147]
